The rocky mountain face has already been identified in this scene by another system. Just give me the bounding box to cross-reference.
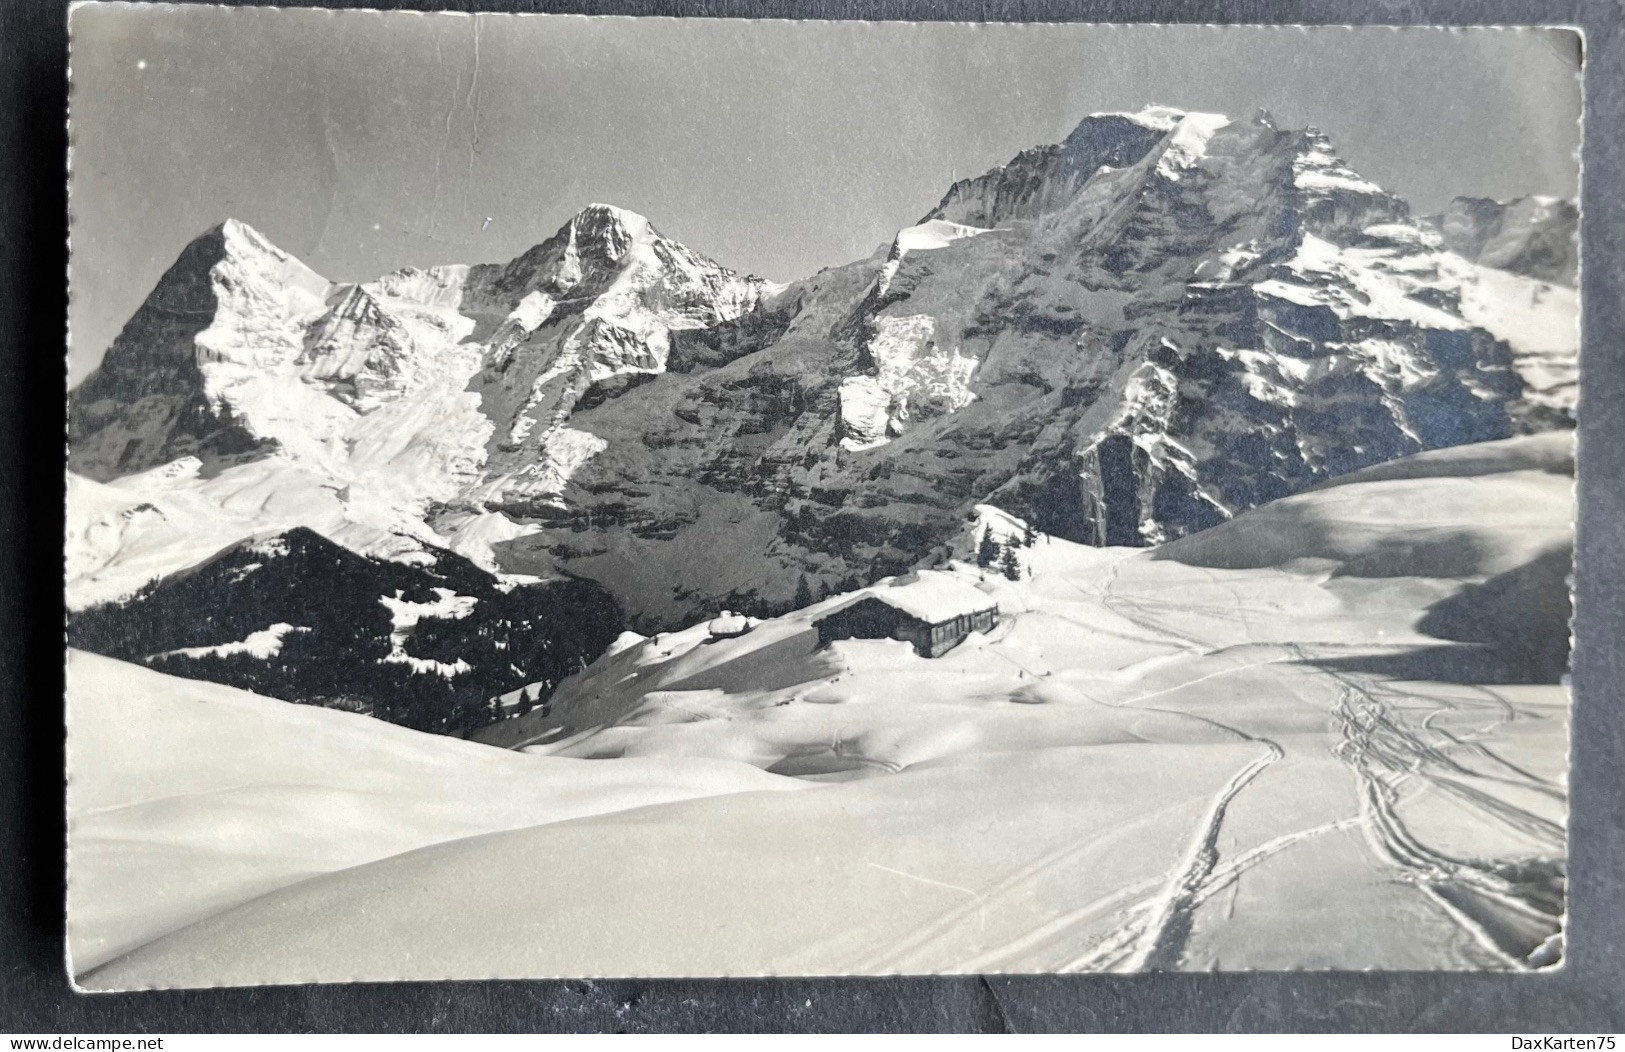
[69,221,331,478]
[457,204,780,509]
[1423,195,1578,286]
[67,526,623,734]
[69,106,1580,678]
[477,108,1574,626]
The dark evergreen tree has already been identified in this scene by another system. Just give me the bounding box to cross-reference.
[976,527,999,568]
[792,574,815,610]
[1000,542,1022,581]
[1022,521,1037,547]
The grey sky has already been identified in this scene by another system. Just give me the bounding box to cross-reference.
[67,9,1581,381]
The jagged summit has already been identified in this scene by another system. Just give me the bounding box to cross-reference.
[923,107,1237,228]
[553,202,655,269]
[99,218,310,324]
[204,218,325,284]
[69,104,1578,630]
[213,215,270,242]
[458,202,777,506]
[923,105,1402,239]
[923,111,1171,227]
[1089,104,1189,128]
[68,215,334,480]
[465,201,758,312]
[575,201,654,238]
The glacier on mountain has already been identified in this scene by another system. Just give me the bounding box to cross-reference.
[68,105,1578,636]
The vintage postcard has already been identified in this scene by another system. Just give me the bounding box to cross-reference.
[65,8,1581,988]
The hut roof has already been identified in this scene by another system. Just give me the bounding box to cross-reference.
[822,572,997,626]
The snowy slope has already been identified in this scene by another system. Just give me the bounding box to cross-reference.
[66,650,803,975]
[65,457,444,610]
[80,434,1571,986]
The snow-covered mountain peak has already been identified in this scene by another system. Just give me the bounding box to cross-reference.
[435,204,781,508]
[464,202,748,314]
[924,107,1356,234]
[536,202,658,287]
[925,110,1173,227]
[571,202,654,255]
[1089,104,1188,130]
[67,217,340,482]
[70,105,1578,635]
[126,218,328,327]
[206,218,330,301]
[923,107,1416,253]
[1154,112,1232,177]
[215,215,279,252]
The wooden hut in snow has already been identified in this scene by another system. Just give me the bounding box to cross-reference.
[812,574,998,658]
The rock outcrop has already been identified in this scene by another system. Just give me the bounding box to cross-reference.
[1424,195,1578,286]
[70,107,1580,643]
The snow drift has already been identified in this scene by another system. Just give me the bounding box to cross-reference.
[66,650,801,974]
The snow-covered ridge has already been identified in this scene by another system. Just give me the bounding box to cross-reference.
[1293,140,1385,197]
[69,106,1580,631]
[1425,195,1578,286]
[1091,104,1189,130]
[1153,112,1231,179]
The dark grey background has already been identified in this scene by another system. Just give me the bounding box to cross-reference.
[5,0,1622,1033]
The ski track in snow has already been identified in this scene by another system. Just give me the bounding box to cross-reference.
[865,567,1305,974]
[1118,739,1285,971]
[974,566,1566,973]
[846,529,1566,975]
[1327,672,1564,969]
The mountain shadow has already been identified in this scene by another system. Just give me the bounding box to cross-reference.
[1306,545,1572,685]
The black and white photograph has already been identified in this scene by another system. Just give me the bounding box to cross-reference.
[62,9,1583,989]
